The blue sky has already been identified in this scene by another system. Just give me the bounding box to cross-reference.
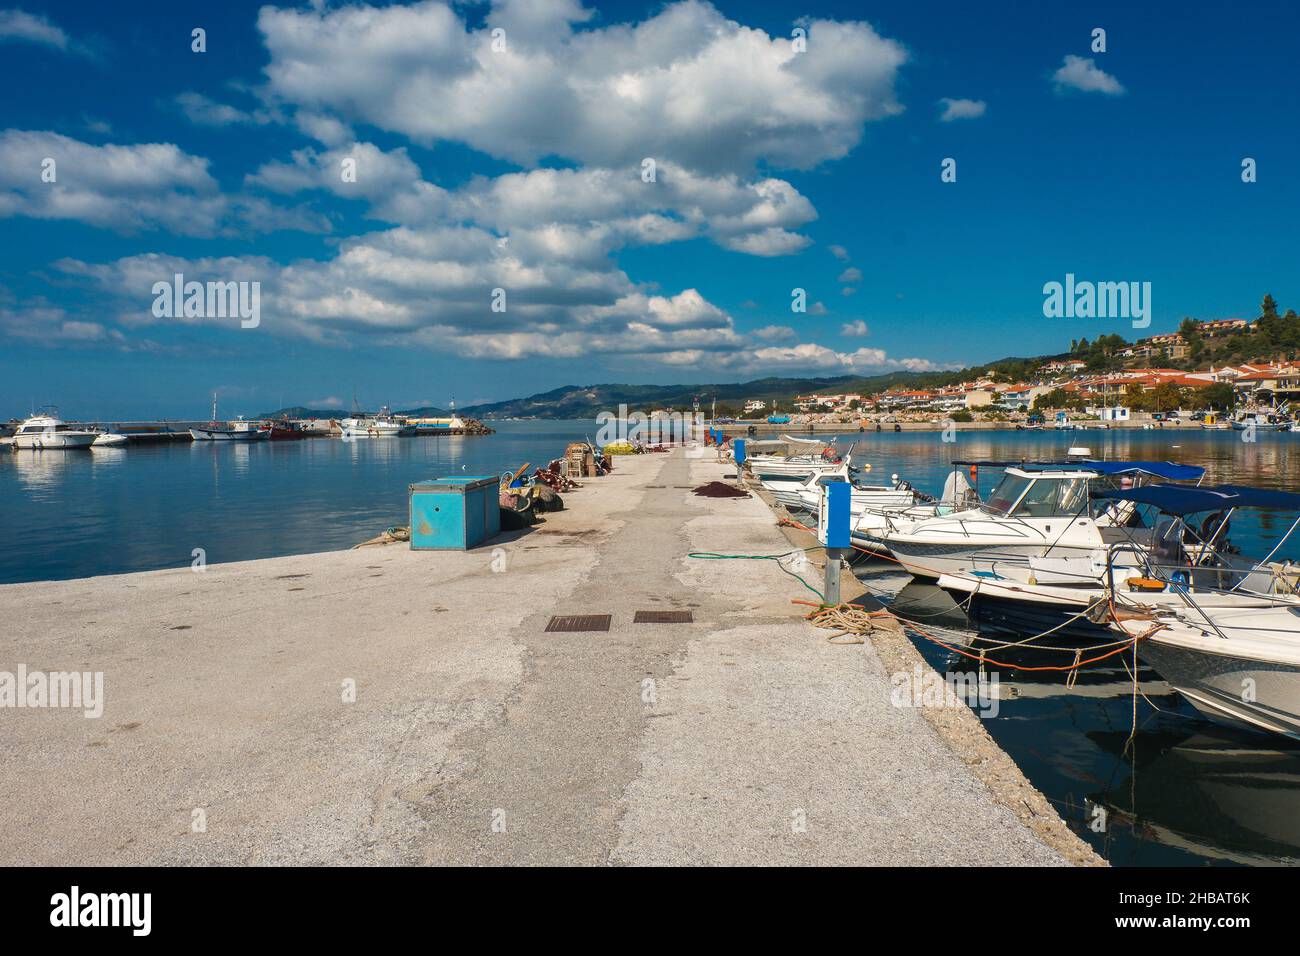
[1,0,1298,419]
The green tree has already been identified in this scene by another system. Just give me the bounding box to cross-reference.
[1200,382,1237,411]
[1147,383,1185,413]
[1179,317,1205,362]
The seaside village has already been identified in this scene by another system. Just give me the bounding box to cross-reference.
[760,318,1300,428]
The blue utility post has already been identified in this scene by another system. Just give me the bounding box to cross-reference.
[820,481,852,606]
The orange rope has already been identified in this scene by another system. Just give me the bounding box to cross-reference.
[780,517,1167,672]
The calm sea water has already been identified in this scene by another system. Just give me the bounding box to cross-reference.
[5,423,1300,866]
[0,419,603,584]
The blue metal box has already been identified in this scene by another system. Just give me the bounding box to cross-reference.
[409,476,502,550]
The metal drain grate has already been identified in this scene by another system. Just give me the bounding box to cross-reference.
[544,614,612,632]
[633,610,694,624]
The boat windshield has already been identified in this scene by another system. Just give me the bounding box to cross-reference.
[1009,477,1089,517]
[981,474,1091,517]
[981,473,1033,516]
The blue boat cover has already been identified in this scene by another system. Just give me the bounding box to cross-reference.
[1093,483,1300,514]
[949,459,1205,479]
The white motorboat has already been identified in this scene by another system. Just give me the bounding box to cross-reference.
[746,441,849,480]
[92,430,129,447]
[936,480,1300,741]
[780,469,921,515]
[879,460,1205,580]
[937,555,1295,643]
[852,466,983,555]
[746,455,842,479]
[1113,605,1300,739]
[11,411,98,449]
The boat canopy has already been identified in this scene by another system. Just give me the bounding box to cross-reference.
[950,460,1205,480]
[1093,483,1300,514]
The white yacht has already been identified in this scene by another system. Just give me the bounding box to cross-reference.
[12,411,98,449]
[879,461,1205,580]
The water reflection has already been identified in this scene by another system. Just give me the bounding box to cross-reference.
[873,573,1300,866]
[6,448,92,493]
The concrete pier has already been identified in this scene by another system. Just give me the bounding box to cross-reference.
[0,448,1098,865]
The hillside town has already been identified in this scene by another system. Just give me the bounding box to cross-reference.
[749,306,1300,428]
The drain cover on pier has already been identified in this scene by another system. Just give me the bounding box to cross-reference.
[633,610,694,624]
[544,614,612,633]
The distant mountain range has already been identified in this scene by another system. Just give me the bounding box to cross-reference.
[255,404,451,419]
[255,365,1032,421]
[454,373,948,419]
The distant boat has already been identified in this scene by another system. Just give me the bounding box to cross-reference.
[340,405,411,439]
[189,394,269,441]
[12,410,97,449]
[92,430,129,447]
[1230,412,1292,432]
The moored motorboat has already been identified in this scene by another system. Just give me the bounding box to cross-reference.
[1113,604,1300,739]
[879,460,1205,580]
[11,410,98,449]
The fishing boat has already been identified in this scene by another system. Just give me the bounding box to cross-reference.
[190,418,269,441]
[189,395,269,441]
[879,461,1205,580]
[340,405,411,439]
[11,410,98,449]
[1230,411,1292,432]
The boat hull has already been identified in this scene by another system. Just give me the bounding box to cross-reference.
[189,427,266,441]
[1138,640,1300,739]
[939,580,1111,641]
[885,540,1097,580]
[13,433,96,449]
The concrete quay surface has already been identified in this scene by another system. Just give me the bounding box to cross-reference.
[0,448,1093,866]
